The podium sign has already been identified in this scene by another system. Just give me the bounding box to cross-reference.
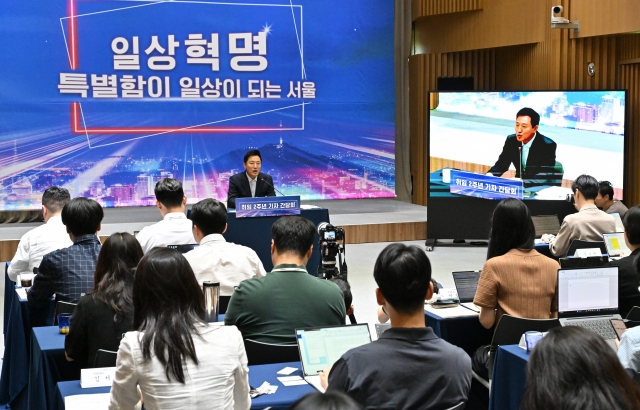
[449,170,523,200]
[235,196,301,218]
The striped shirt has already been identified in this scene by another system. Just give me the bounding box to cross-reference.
[473,249,559,324]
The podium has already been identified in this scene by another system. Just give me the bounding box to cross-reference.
[235,196,301,218]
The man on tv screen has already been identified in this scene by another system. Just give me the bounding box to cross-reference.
[487,107,559,187]
[227,149,276,208]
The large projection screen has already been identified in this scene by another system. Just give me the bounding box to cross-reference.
[428,91,627,240]
[0,0,395,211]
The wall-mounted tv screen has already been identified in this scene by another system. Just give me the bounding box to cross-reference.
[429,91,625,201]
[428,90,626,239]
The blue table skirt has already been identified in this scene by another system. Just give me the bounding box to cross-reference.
[0,287,54,409]
[488,344,529,410]
[4,263,12,335]
[534,242,557,260]
[225,208,329,273]
[28,326,80,410]
[424,310,494,356]
[54,361,313,410]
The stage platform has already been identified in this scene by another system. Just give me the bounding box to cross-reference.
[0,199,427,259]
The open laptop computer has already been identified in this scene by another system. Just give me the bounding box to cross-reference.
[452,270,481,312]
[603,232,631,260]
[296,324,372,392]
[610,212,625,233]
[557,266,621,348]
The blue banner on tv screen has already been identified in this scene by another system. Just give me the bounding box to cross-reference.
[235,196,300,218]
[449,171,523,200]
[0,0,395,211]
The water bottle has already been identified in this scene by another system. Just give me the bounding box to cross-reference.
[203,281,220,323]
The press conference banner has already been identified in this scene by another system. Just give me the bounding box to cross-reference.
[0,0,395,210]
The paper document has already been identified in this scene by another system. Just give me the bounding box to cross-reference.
[65,393,111,410]
[277,366,298,375]
[425,304,479,318]
[15,288,27,301]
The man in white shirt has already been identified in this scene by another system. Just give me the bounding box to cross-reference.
[8,186,73,281]
[183,198,265,295]
[136,178,195,253]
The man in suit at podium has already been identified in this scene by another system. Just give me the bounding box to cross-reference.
[487,107,558,187]
[227,149,276,208]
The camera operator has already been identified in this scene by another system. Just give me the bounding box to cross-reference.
[541,174,616,257]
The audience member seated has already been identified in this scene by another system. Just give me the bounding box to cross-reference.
[522,326,640,410]
[289,391,363,410]
[65,232,142,368]
[183,198,265,295]
[618,324,640,374]
[604,205,640,318]
[329,278,355,319]
[472,198,559,378]
[28,198,103,308]
[225,216,345,344]
[109,248,250,410]
[595,180,628,218]
[136,178,195,253]
[321,243,471,410]
[542,174,615,256]
[8,186,72,281]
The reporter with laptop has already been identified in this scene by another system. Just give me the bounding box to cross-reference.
[320,243,471,410]
[542,174,616,257]
[604,205,640,318]
[472,198,559,378]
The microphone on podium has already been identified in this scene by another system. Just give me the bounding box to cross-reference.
[260,178,285,196]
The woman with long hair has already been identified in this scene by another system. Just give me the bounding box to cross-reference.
[108,247,250,410]
[522,326,640,410]
[65,232,142,368]
[471,198,559,378]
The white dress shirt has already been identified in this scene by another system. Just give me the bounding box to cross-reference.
[618,326,640,372]
[521,133,537,170]
[183,234,266,296]
[136,212,195,254]
[246,173,257,197]
[7,215,73,281]
[109,324,250,410]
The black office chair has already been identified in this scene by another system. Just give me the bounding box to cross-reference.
[243,339,300,366]
[565,240,607,258]
[53,301,77,325]
[626,306,640,322]
[219,296,231,314]
[559,255,609,269]
[94,349,117,368]
[473,315,560,388]
[445,403,465,410]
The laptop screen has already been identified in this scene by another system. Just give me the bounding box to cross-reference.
[452,271,481,303]
[296,324,371,376]
[610,212,625,233]
[603,232,631,257]
[558,267,619,318]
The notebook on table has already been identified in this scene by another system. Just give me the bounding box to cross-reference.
[296,324,372,392]
[452,270,481,312]
[557,267,621,348]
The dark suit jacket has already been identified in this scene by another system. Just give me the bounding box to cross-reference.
[227,172,276,208]
[605,248,640,318]
[488,132,557,185]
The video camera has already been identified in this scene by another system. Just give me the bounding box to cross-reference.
[317,222,347,281]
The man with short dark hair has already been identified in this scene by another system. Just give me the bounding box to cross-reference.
[488,107,558,187]
[225,216,345,343]
[320,244,471,409]
[183,198,265,295]
[226,149,276,208]
[8,187,73,281]
[543,174,616,256]
[605,206,640,317]
[136,178,195,253]
[329,278,355,318]
[595,180,628,218]
[27,198,103,307]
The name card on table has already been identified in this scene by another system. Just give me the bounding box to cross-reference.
[449,170,523,201]
[81,367,116,388]
[236,196,301,218]
[574,248,603,258]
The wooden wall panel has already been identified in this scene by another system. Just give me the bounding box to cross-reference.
[412,0,482,18]
[0,241,20,262]
[343,222,427,244]
[570,0,640,38]
[409,50,495,205]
